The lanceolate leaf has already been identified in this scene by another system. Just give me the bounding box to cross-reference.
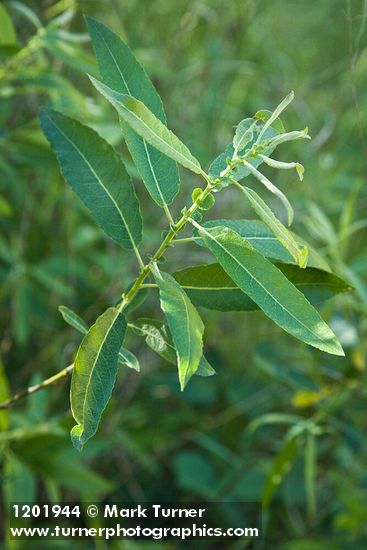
[86,17,180,207]
[90,77,204,176]
[131,319,215,377]
[272,264,352,304]
[59,305,88,335]
[71,307,126,450]
[132,318,176,363]
[233,118,256,153]
[40,109,142,250]
[199,226,344,356]
[236,186,308,267]
[152,270,205,389]
[240,158,294,226]
[59,305,139,371]
[256,91,294,143]
[118,347,140,372]
[254,110,285,134]
[194,219,331,272]
[173,263,351,311]
[173,263,257,311]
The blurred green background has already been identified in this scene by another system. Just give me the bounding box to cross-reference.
[0,0,366,548]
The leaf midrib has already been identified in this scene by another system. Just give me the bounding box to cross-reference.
[202,228,334,345]
[134,324,175,352]
[75,309,120,428]
[242,187,300,259]
[179,281,346,291]
[96,26,169,208]
[44,111,138,250]
[119,98,201,174]
[181,292,192,380]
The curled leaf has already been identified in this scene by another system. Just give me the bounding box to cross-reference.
[259,155,305,181]
[240,158,294,225]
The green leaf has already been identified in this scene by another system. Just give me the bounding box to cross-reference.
[195,356,216,377]
[262,433,300,510]
[40,109,142,250]
[59,305,139,371]
[236,186,308,267]
[86,17,180,207]
[131,318,214,377]
[209,125,280,185]
[259,154,304,181]
[199,226,344,356]
[0,4,17,45]
[90,77,204,176]
[233,118,256,153]
[70,307,126,450]
[194,219,331,272]
[118,347,140,372]
[59,305,88,335]
[153,270,205,389]
[272,264,352,305]
[152,269,206,389]
[192,188,215,210]
[268,128,310,148]
[239,158,294,226]
[131,318,176,364]
[254,109,285,133]
[172,263,350,311]
[256,91,294,143]
[173,263,254,311]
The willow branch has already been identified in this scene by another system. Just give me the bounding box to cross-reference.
[0,364,74,410]
[1,176,216,410]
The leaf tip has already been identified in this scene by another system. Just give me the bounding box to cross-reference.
[179,374,189,392]
[331,339,345,357]
[298,246,309,268]
[84,14,96,25]
[70,425,84,452]
[87,73,98,87]
[316,333,345,357]
[178,362,195,392]
[38,106,50,124]
[296,163,304,181]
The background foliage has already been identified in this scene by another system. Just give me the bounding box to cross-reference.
[0,0,366,548]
